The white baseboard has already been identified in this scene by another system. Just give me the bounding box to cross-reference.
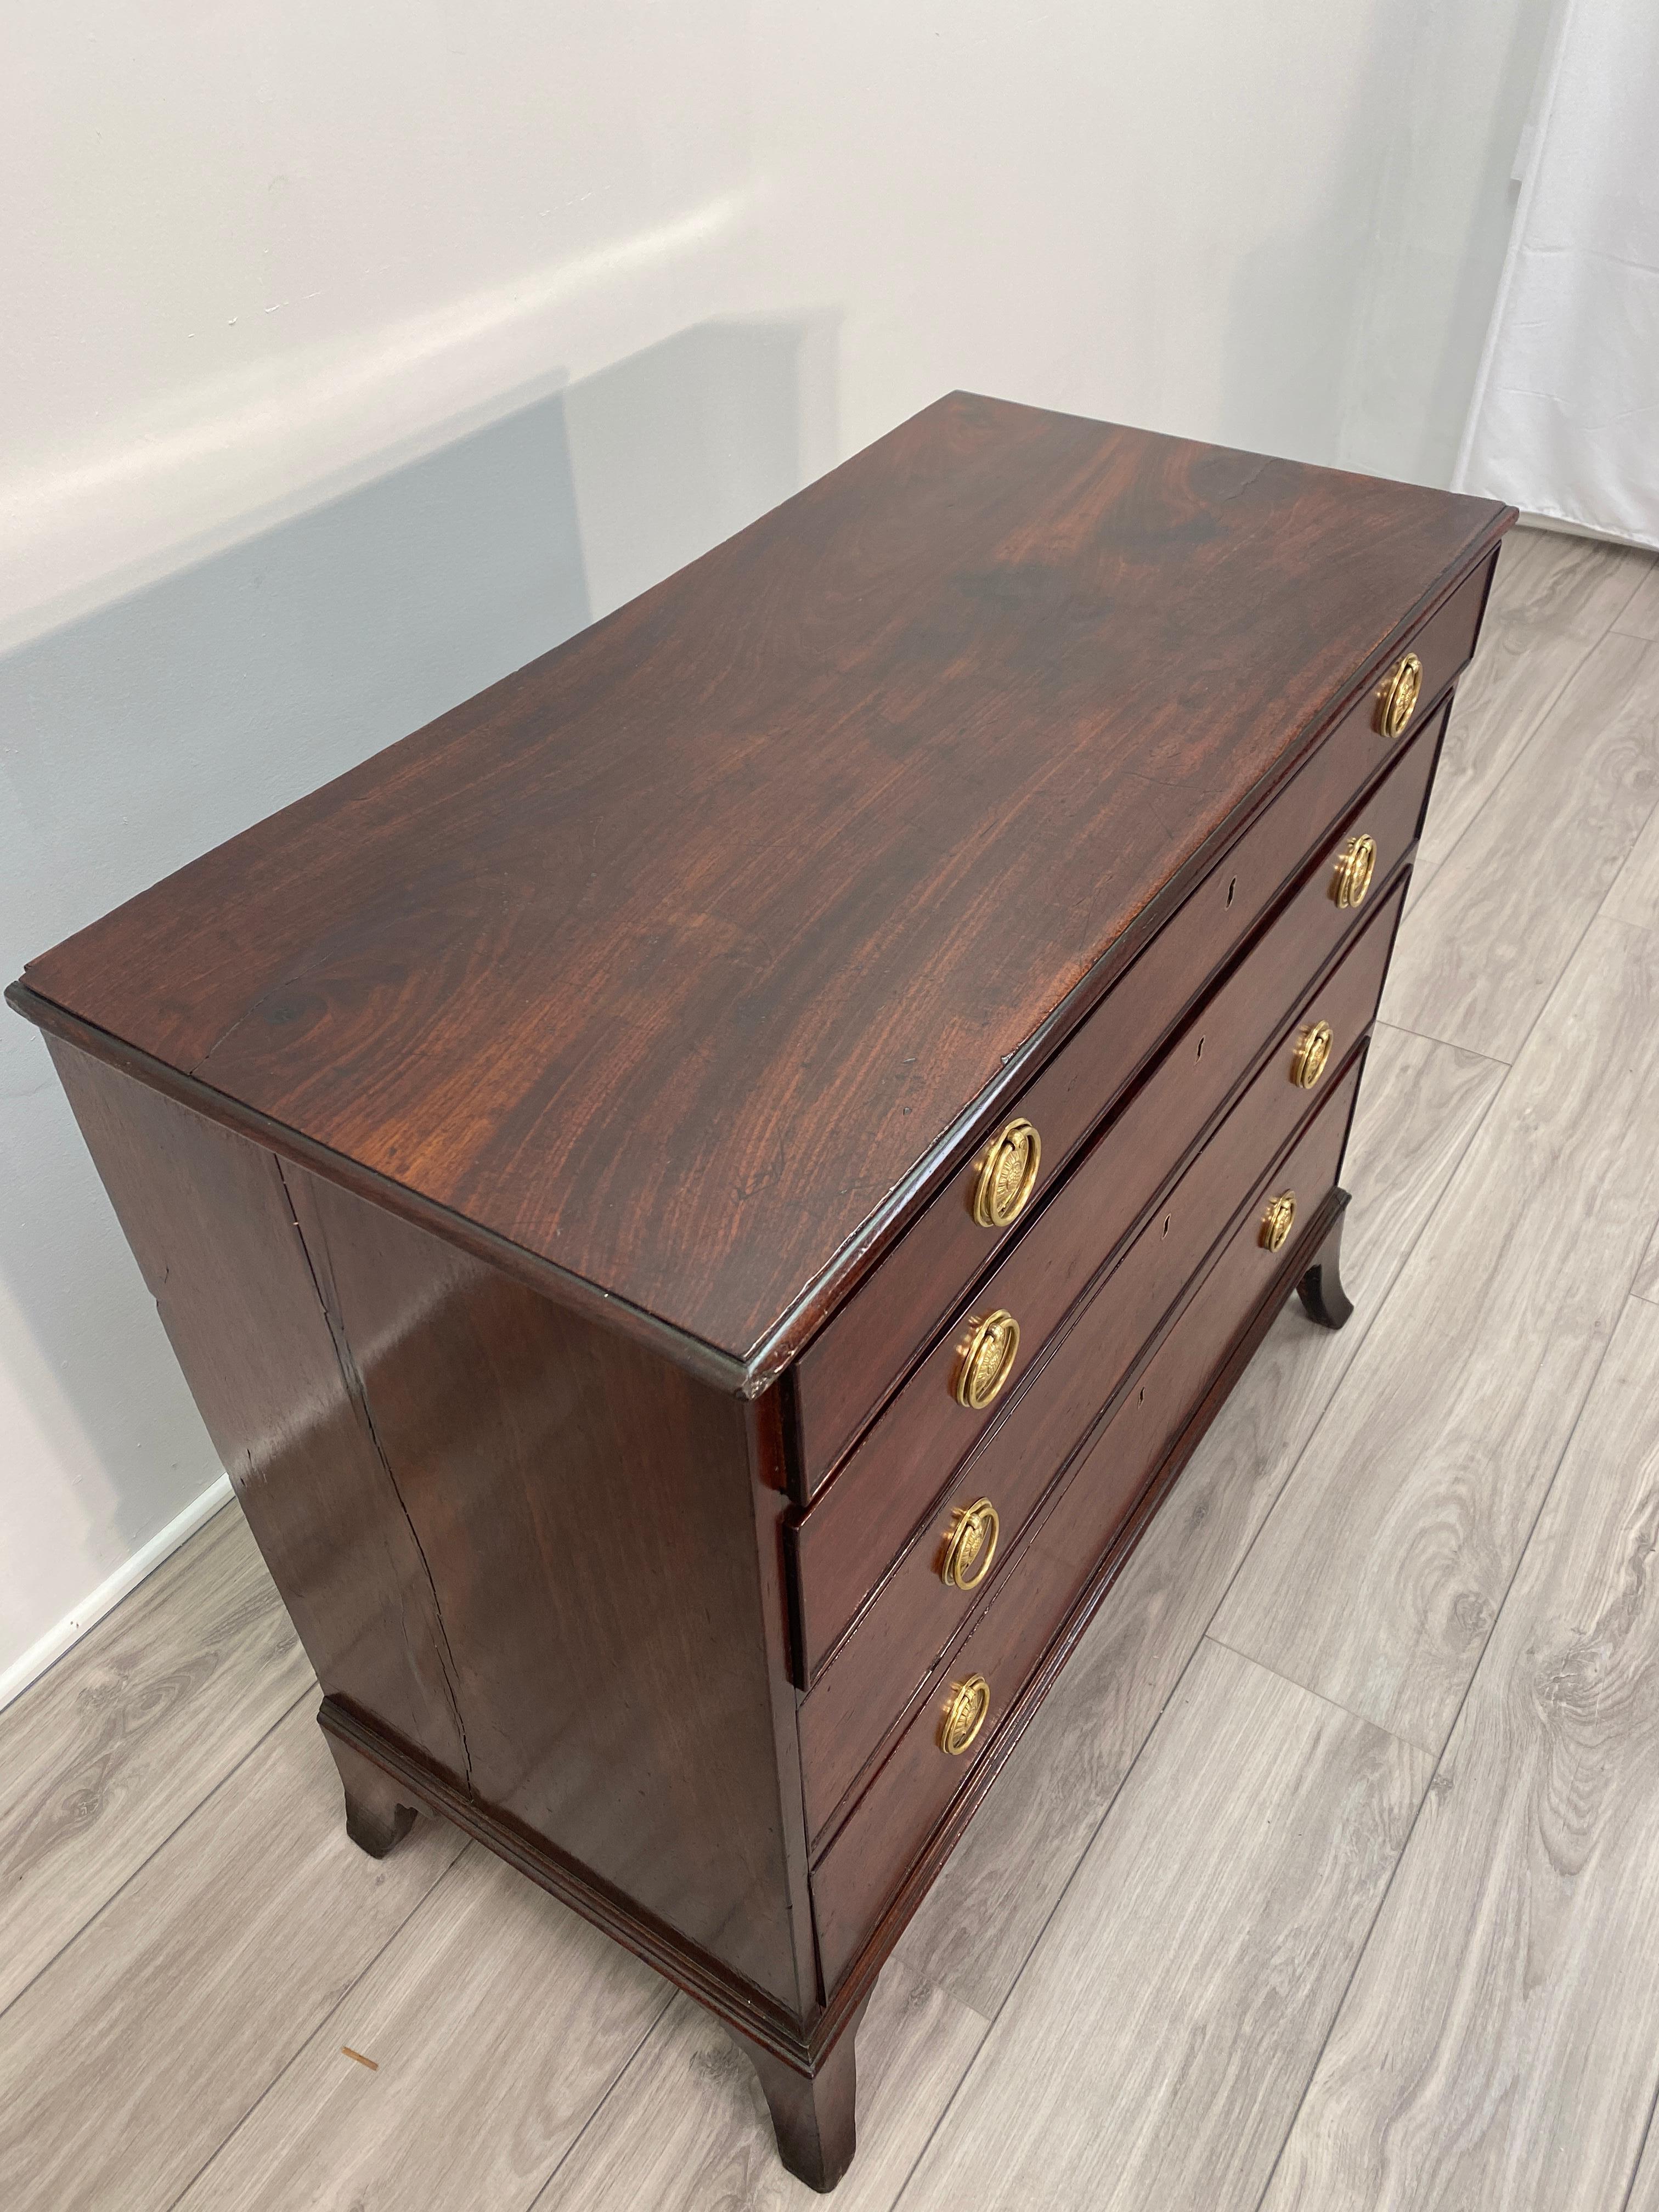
[0,1473,235,1716]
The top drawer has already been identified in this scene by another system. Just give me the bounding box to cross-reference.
[791,550,1492,1495]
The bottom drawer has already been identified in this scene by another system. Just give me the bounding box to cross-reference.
[809,1049,1363,1991]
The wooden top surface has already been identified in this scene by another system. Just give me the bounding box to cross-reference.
[14,393,1507,1383]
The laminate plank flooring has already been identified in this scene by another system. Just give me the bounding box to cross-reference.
[1410,529,1647,899]
[176,1844,670,2212]
[896,1020,1503,2018]
[0,1703,465,2212]
[1383,629,1659,1059]
[1488,522,1639,638]
[894,1641,1431,2212]
[1215,913,1659,1751]
[1604,780,1659,935]
[1257,1296,1659,2212]
[2,524,1658,2211]
[0,1506,311,2014]
[1614,555,1659,641]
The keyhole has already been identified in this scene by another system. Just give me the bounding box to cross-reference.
[1138,1386,1145,1403]
[1226,877,1237,907]
[1163,1215,1171,1237]
[1195,1035,1205,1061]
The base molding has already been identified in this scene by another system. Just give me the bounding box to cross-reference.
[315,1697,832,2069]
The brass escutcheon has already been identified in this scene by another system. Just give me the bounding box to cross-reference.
[940,1498,1001,1590]
[940,1673,991,1756]
[972,1116,1042,1228]
[1330,832,1377,910]
[1290,1020,1334,1090]
[952,1310,1021,1410]
[1260,1190,1297,1252]
[1374,651,1423,739]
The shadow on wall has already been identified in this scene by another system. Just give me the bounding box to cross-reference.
[0,314,831,1627]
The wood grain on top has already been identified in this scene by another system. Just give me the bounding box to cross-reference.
[10,393,1508,1379]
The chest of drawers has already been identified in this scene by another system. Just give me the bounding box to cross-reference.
[8,393,1511,2190]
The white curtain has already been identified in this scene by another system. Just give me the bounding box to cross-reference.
[1454,0,1659,549]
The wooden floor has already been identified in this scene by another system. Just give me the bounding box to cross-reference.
[7,523,1659,2210]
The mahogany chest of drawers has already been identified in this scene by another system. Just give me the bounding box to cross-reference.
[8,393,1511,2190]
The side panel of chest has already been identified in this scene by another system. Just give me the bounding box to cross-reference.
[43,1037,812,2019]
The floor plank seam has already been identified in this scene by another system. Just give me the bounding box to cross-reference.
[0,1681,317,2034]
[1406,625,1607,908]
[157,1836,491,2212]
[886,1627,1226,2210]
[511,1985,680,2212]
[1197,1632,1432,1754]
[1369,1017,1511,1071]
[1499,901,1652,1093]
[1244,1286,1642,2212]
[883,2001,998,2212]
[888,2086,957,2212]
[1592,561,1654,635]
[1598,787,1659,936]
[1617,2061,1659,2212]
[1374,1014,1515,1067]
[1193,1041,1510,1660]
[1242,1730,1437,2212]
[1607,554,1659,644]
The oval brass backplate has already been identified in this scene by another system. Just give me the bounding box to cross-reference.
[952,1310,1020,1410]
[940,1673,991,1756]
[972,1117,1042,1228]
[1330,832,1377,910]
[1374,651,1423,739]
[1260,1190,1297,1252]
[1290,1020,1334,1090]
[940,1498,1000,1590]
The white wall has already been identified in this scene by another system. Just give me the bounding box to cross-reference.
[0,0,1554,1690]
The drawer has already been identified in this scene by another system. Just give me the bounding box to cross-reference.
[791,555,1485,1496]
[808,1051,1363,1989]
[788,707,1442,1685]
[794,889,1393,1837]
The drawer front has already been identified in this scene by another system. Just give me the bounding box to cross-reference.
[792,552,1488,1494]
[789,704,1443,1685]
[809,1053,1363,1989]
[795,889,1396,1838]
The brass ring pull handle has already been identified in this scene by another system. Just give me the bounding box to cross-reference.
[1330,833,1376,910]
[1290,1020,1334,1090]
[1260,1191,1297,1253]
[1374,651,1423,739]
[940,1498,1000,1590]
[940,1673,991,1756]
[952,1310,1021,1410]
[972,1117,1042,1228]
